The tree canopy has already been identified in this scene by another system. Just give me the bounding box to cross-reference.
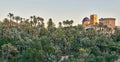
[0,13,120,62]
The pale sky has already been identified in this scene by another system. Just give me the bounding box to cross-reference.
[0,0,120,26]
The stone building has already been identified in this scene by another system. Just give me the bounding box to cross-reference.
[90,14,98,25]
[99,18,116,29]
[82,14,98,26]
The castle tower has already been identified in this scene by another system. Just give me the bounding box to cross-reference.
[99,18,116,29]
[90,14,98,25]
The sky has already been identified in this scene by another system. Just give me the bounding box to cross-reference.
[0,0,120,26]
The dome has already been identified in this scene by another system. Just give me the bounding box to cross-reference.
[82,17,90,22]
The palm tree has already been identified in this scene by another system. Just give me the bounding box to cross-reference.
[63,20,69,27]
[37,17,44,27]
[14,16,21,28]
[37,17,44,22]
[107,27,112,34]
[70,20,73,26]
[30,20,33,27]
[63,20,66,27]
[63,20,73,27]
[59,22,62,28]
[103,25,108,33]
[30,16,33,26]
[20,18,24,25]
[30,16,33,20]
[2,18,10,38]
[8,13,14,27]
[114,26,120,34]
[47,18,55,32]
[66,20,69,26]
[3,18,9,27]
[33,16,37,27]
[24,19,29,26]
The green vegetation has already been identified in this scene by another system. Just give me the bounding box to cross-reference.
[0,13,120,62]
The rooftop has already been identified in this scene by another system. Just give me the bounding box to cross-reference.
[82,17,90,22]
[99,18,116,21]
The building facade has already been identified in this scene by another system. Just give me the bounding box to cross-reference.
[99,18,116,29]
[90,14,98,25]
[82,14,98,26]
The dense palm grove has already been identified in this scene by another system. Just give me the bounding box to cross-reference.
[0,13,120,62]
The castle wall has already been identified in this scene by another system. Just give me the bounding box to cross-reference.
[99,18,115,29]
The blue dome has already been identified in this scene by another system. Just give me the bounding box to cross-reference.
[82,17,90,22]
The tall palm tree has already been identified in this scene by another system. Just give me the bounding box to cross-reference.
[37,17,44,27]
[59,22,62,28]
[8,13,14,27]
[30,16,33,27]
[63,20,66,26]
[30,16,33,20]
[33,16,37,27]
[47,18,55,31]
[37,17,44,22]
[3,18,9,27]
[14,16,21,28]
[66,20,69,26]
[30,20,33,27]
[25,19,29,24]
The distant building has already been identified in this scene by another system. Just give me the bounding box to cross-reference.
[99,18,116,29]
[82,17,90,26]
[90,14,98,25]
[82,14,116,30]
[82,14,98,26]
